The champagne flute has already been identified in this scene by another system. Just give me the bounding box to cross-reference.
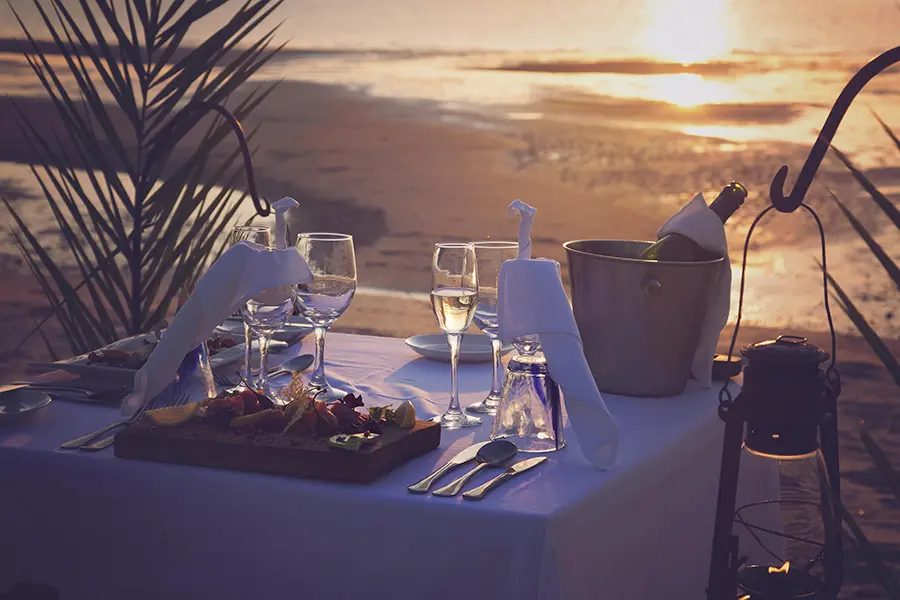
[294,233,357,401]
[227,225,271,386]
[467,240,518,414]
[239,246,294,400]
[431,242,481,429]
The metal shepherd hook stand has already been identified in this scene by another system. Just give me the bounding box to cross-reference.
[707,45,900,600]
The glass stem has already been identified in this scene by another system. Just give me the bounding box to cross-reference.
[489,337,503,400]
[447,333,462,415]
[258,334,271,395]
[311,325,328,389]
[243,321,253,386]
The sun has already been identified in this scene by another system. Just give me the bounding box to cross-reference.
[641,0,732,65]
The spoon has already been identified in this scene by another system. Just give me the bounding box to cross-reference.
[431,440,518,497]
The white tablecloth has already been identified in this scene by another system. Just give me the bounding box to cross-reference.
[0,333,776,600]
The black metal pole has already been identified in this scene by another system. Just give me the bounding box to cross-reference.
[769,46,900,213]
[707,401,746,600]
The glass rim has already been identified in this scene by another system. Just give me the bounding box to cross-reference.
[472,240,518,248]
[434,242,475,249]
[296,232,354,242]
[232,225,269,232]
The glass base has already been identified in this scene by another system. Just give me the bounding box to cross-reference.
[432,411,482,429]
[309,382,351,402]
[466,395,500,415]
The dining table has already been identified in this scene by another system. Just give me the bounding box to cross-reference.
[0,332,778,600]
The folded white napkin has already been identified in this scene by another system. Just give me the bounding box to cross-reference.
[273,197,299,250]
[656,193,731,386]
[122,242,312,416]
[498,200,619,470]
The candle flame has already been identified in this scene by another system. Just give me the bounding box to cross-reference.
[768,561,791,575]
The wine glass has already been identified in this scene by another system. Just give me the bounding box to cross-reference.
[294,233,357,401]
[467,241,518,415]
[227,225,271,386]
[239,248,294,400]
[431,242,481,429]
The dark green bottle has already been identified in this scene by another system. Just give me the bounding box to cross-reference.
[639,182,747,262]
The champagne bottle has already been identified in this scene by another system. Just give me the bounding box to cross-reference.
[639,182,747,262]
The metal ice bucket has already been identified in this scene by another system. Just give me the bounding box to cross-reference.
[563,240,724,397]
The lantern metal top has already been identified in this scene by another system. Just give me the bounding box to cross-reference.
[741,335,829,366]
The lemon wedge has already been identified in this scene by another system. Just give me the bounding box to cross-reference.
[145,402,200,427]
[394,401,416,428]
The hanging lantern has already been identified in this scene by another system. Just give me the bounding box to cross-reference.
[706,335,842,600]
[702,43,900,600]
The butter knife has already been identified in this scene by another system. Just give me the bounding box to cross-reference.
[462,456,548,500]
[408,441,489,493]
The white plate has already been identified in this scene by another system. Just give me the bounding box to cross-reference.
[404,334,513,363]
[29,335,287,383]
[215,315,314,343]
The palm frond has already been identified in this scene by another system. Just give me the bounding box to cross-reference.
[860,430,900,506]
[824,474,900,599]
[9,0,283,355]
[830,145,900,231]
[820,264,900,388]
[825,189,900,291]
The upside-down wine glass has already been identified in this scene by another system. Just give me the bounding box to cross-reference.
[431,242,481,429]
[239,244,294,401]
[227,225,271,387]
[295,233,357,401]
[467,241,519,414]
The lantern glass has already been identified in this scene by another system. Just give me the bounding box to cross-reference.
[734,447,835,599]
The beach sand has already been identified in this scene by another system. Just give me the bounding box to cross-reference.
[0,79,898,597]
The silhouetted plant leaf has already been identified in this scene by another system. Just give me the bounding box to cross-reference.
[860,429,900,506]
[9,0,283,355]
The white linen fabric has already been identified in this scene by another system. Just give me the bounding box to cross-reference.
[272,196,299,249]
[122,241,312,415]
[498,258,619,470]
[508,199,536,259]
[0,333,778,600]
[499,199,618,469]
[655,192,732,386]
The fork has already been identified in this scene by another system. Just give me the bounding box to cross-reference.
[61,392,190,451]
[213,371,237,387]
[79,392,192,452]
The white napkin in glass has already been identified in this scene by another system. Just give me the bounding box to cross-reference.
[498,258,619,469]
[499,199,618,470]
[656,192,731,387]
[121,241,312,416]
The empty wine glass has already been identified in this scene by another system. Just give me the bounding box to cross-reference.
[467,241,518,415]
[295,233,357,401]
[228,225,271,386]
[431,242,480,429]
[239,247,294,401]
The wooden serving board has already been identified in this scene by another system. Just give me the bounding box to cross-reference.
[114,419,441,484]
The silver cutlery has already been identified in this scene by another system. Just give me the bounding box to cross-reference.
[213,354,315,388]
[60,420,128,449]
[78,392,191,452]
[432,440,518,497]
[407,440,489,494]
[462,456,548,500]
[61,392,189,450]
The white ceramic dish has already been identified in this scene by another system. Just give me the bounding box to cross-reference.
[29,333,287,384]
[215,315,314,343]
[404,334,513,363]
